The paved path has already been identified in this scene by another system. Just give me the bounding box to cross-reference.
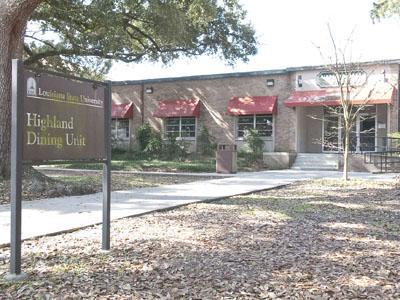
[0,170,396,246]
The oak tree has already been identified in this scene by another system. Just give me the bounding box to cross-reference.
[0,0,257,177]
[371,0,400,20]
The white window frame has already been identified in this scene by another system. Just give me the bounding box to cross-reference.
[111,119,130,140]
[235,114,274,140]
[164,117,197,140]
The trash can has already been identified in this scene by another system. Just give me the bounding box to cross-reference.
[216,144,237,173]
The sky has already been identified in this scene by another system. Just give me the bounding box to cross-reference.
[107,0,400,81]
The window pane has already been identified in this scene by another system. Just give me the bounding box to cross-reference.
[166,118,180,125]
[238,116,254,124]
[181,131,195,137]
[255,115,271,123]
[166,117,196,138]
[113,119,129,139]
[255,115,273,137]
[182,125,195,131]
[255,124,272,131]
[258,130,267,137]
[258,130,272,137]
[181,117,195,125]
[166,125,180,132]
[237,114,273,138]
[111,120,117,131]
[181,116,195,137]
[238,124,253,131]
[323,112,339,151]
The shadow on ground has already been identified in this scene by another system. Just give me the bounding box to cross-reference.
[0,178,399,299]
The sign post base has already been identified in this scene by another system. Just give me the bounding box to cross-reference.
[4,272,28,282]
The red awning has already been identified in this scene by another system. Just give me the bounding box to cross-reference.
[285,85,395,107]
[112,102,134,118]
[226,96,278,115]
[153,99,200,117]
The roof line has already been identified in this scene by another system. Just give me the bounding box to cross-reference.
[111,58,400,86]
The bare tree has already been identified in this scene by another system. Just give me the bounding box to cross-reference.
[315,26,390,180]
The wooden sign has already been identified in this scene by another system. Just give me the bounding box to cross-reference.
[24,70,106,161]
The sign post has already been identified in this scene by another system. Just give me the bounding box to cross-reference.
[6,59,111,280]
[102,82,112,250]
[7,60,25,280]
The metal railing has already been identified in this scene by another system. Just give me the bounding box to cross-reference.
[363,136,400,173]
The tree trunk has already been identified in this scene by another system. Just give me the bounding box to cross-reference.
[343,127,349,181]
[0,0,41,178]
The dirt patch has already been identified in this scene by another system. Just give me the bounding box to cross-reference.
[1,178,399,298]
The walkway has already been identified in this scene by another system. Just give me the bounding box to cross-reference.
[0,170,396,246]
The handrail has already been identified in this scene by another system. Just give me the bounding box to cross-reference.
[363,149,400,173]
[364,134,400,173]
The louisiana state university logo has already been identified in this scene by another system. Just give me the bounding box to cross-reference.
[27,77,37,96]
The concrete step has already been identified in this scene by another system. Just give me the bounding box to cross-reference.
[291,153,339,171]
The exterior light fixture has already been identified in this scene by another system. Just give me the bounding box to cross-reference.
[266,79,274,87]
[382,70,388,82]
[145,87,153,94]
[297,75,303,87]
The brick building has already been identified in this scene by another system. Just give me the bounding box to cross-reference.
[111,59,399,156]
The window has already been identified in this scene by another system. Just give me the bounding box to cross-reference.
[237,114,273,138]
[165,117,196,138]
[317,70,366,88]
[111,119,129,140]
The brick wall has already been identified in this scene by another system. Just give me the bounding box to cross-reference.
[113,73,296,152]
[111,84,142,149]
[112,62,400,153]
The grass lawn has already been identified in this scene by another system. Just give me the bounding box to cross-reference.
[1,178,399,298]
[0,170,216,205]
[61,158,217,173]
[54,152,262,173]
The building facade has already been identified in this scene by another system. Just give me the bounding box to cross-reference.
[111,60,399,154]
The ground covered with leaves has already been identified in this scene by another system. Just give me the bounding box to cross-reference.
[0,169,216,205]
[1,178,400,299]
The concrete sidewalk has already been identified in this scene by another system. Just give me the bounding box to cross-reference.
[0,170,396,246]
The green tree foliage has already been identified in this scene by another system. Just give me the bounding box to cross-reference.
[24,0,258,77]
[371,0,400,21]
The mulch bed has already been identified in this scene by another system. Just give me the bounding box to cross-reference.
[0,178,400,299]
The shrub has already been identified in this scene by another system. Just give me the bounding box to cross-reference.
[111,135,125,151]
[137,123,153,151]
[144,131,164,158]
[164,134,189,161]
[197,126,217,156]
[388,132,400,150]
[136,123,191,161]
[243,129,264,163]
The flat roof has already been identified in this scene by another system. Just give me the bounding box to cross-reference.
[112,58,400,86]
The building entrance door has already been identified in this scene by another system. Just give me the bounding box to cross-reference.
[323,109,376,153]
[323,114,339,152]
[359,114,376,152]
